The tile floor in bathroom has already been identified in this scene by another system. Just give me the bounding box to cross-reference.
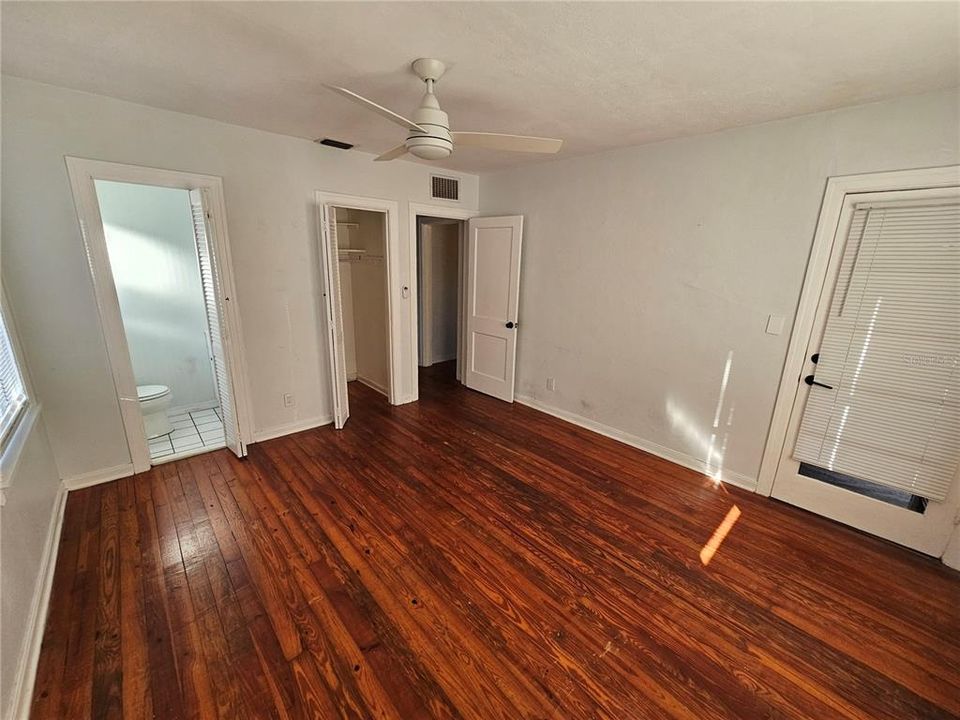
[148,406,225,461]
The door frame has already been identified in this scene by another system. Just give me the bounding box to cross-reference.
[316,191,402,405]
[64,156,254,472]
[756,165,960,497]
[408,202,478,403]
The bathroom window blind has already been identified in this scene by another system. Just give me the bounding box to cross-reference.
[0,304,28,447]
[793,201,960,502]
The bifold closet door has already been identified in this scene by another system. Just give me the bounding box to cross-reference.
[189,188,245,457]
[319,204,351,428]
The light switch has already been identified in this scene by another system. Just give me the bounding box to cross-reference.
[766,314,785,335]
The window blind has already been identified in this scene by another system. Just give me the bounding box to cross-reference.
[0,305,28,447]
[793,201,960,502]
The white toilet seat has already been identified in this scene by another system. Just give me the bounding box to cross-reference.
[137,384,170,401]
[138,384,173,439]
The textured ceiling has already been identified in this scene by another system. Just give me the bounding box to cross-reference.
[2,2,958,173]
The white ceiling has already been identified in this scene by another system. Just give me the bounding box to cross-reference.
[3,2,958,173]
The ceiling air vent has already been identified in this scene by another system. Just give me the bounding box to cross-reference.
[315,138,354,150]
[431,175,460,201]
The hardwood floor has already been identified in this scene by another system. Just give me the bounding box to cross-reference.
[32,362,960,719]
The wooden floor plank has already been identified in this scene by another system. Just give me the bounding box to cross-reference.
[116,477,153,720]
[32,362,960,720]
[29,490,89,717]
[91,482,122,719]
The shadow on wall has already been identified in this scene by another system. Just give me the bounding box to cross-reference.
[666,349,735,484]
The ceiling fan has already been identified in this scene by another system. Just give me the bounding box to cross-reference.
[325,58,563,162]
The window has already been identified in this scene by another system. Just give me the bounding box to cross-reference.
[0,302,28,448]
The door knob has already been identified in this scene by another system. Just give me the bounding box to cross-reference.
[505,321,516,329]
[804,375,833,390]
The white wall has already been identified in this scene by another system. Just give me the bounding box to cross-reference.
[0,411,62,718]
[96,180,218,411]
[481,89,960,486]
[0,76,478,478]
[426,222,459,364]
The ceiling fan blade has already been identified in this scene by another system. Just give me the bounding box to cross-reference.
[451,132,563,154]
[374,144,409,162]
[324,85,426,133]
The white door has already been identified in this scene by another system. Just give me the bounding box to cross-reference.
[319,204,350,428]
[189,188,246,457]
[771,188,960,556]
[464,215,523,402]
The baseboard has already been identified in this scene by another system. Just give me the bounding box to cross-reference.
[253,415,333,443]
[515,394,757,492]
[430,352,457,365]
[62,462,135,490]
[942,530,960,571]
[7,482,68,720]
[356,375,389,397]
[346,371,358,382]
[168,399,219,415]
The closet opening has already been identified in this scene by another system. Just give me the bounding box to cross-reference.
[334,207,391,401]
[416,216,466,384]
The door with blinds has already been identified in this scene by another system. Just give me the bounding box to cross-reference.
[772,188,960,556]
[189,188,245,457]
[319,204,350,428]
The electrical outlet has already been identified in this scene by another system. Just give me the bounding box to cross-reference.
[283,393,296,408]
[546,377,556,392]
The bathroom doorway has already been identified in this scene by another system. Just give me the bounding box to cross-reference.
[97,180,227,462]
[66,158,251,472]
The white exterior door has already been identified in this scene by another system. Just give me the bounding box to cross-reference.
[464,215,523,402]
[771,187,960,556]
[189,188,245,457]
[319,204,350,428]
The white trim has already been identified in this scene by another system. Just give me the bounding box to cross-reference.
[252,415,333,443]
[6,482,68,720]
[756,165,960,497]
[64,157,255,470]
[168,400,220,415]
[0,403,41,489]
[517,394,757,492]
[943,527,960,570]
[427,352,458,365]
[356,375,389,397]
[62,462,135,491]
[150,444,226,466]
[408,202,478,402]
[315,191,402,406]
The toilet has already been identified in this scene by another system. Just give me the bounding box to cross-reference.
[138,384,173,439]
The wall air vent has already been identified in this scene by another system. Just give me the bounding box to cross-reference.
[431,175,460,201]
[315,138,354,150]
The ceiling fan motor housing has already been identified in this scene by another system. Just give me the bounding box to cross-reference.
[406,89,452,159]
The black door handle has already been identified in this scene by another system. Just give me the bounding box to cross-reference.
[505,321,516,329]
[804,375,833,390]
[811,353,820,364]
